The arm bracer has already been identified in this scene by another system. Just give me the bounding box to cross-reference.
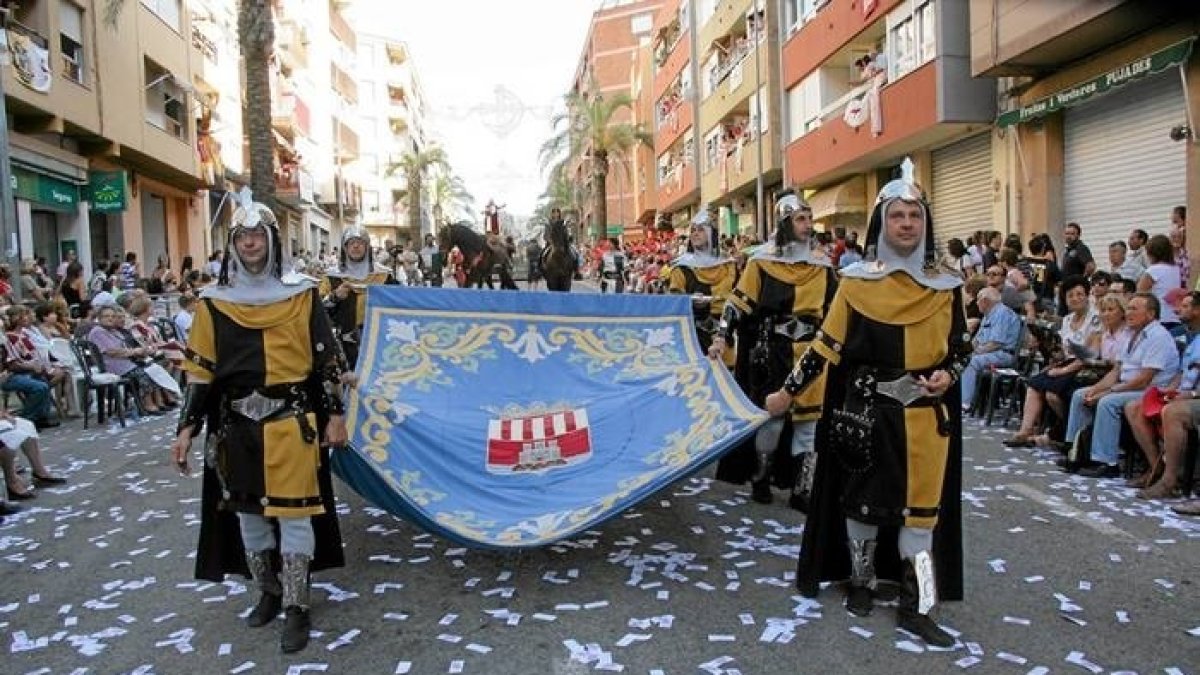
[176,383,211,438]
[782,348,827,397]
[718,302,743,343]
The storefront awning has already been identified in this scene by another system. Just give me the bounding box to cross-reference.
[11,167,80,212]
[996,37,1196,128]
[807,176,867,221]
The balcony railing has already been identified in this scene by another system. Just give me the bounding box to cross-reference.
[328,3,356,50]
[276,20,309,69]
[272,93,311,138]
[191,24,219,64]
[331,62,358,104]
[707,32,765,96]
[333,118,360,160]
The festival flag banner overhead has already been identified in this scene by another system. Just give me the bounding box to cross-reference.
[333,287,767,549]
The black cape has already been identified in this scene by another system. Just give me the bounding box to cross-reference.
[795,378,964,602]
[194,382,346,582]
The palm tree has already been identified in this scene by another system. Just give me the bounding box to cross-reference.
[429,172,475,230]
[539,90,652,239]
[386,145,449,237]
[105,1,277,208]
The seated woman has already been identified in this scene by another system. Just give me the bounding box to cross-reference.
[86,305,172,415]
[5,306,71,419]
[0,407,66,500]
[127,296,182,372]
[1004,276,1103,447]
[21,304,78,418]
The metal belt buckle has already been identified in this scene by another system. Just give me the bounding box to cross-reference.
[230,391,286,422]
[874,374,926,406]
[774,319,815,341]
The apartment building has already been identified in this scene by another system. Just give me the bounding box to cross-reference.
[189,0,243,255]
[3,0,210,277]
[975,1,1198,259]
[693,0,786,237]
[628,37,658,241]
[651,0,701,231]
[269,0,362,258]
[352,33,431,248]
[780,0,995,245]
[567,0,662,243]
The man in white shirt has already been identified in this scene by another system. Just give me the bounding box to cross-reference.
[1126,228,1149,273]
[1062,292,1179,478]
[1107,240,1144,282]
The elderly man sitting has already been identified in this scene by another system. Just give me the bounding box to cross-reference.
[961,286,1024,413]
[1062,292,1180,478]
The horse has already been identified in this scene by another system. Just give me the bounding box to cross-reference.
[438,223,512,289]
[541,219,576,292]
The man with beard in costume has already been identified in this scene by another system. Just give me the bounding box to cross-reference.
[668,206,738,367]
[319,225,395,368]
[169,190,349,654]
[765,160,970,647]
[712,192,837,508]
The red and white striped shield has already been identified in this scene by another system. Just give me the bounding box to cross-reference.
[486,408,592,474]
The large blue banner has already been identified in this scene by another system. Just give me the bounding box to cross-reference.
[332,287,767,548]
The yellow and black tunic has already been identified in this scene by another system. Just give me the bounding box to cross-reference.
[320,270,394,367]
[810,274,966,529]
[715,255,837,488]
[184,288,345,519]
[726,258,837,420]
[667,259,738,367]
[796,272,968,603]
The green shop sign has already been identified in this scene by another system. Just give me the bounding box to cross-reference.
[87,170,128,212]
[996,37,1196,128]
[10,167,80,211]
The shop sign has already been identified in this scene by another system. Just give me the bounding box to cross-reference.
[86,171,128,213]
[997,38,1196,127]
[11,167,79,211]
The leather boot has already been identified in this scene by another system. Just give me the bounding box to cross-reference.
[845,538,876,617]
[897,556,954,647]
[244,550,282,628]
[789,452,817,513]
[280,552,312,653]
[750,420,782,504]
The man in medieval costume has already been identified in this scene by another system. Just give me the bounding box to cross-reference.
[712,192,837,509]
[320,225,396,368]
[170,190,350,654]
[669,206,738,368]
[765,160,970,647]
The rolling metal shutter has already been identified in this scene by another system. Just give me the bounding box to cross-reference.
[1064,74,1187,251]
[931,132,993,251]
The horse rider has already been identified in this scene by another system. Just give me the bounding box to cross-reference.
[712,191,838,509]
[319,225,396,368]
[668,206,738,367]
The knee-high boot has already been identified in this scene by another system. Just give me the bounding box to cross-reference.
[280,552,313,653]
[244,549,282,627]
[898,554,954,647]
[750,418,783,504]
[789,452,817,513]
[845,538,876,617]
